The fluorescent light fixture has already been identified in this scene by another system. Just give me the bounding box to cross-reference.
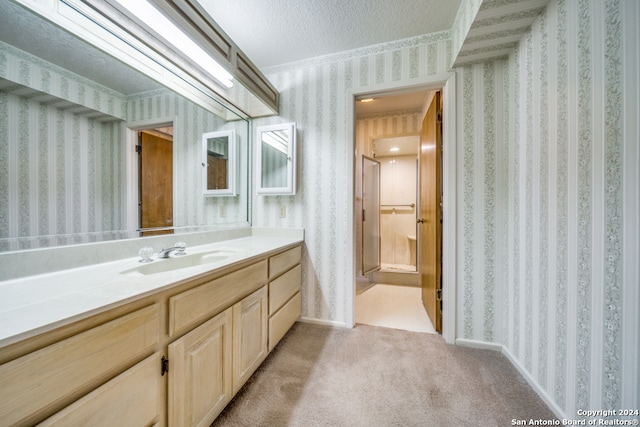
[390,147,399,152]
[114,0,234,88]
[359,98,375,103]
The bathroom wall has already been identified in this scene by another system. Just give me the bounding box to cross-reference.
[455,0,639,416]
[0,43,248,251]
[252,32,451,322]
[379,154,417,267]
[253,0,638,417]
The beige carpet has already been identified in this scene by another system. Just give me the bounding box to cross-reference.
[212,322,556,427]
[356,284,436,333]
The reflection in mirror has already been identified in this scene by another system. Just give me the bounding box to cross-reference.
[256,123,297,195]
[202,130,237,196]
[0,0,250,252]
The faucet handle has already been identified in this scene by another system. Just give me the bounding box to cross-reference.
[138,246,154,263]
[174,241,187,256]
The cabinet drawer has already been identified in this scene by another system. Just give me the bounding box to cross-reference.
[269,246,301,279]
[269,264,301,315]
[268,291,301,352]
[0,304,159,426]
[39,353,161,426]
[169,260,267,337]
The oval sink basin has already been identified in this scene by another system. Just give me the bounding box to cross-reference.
[121,250,237,276]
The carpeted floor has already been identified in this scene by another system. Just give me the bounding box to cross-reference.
[212,322,556,427]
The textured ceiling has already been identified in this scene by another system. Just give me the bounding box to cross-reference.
[197,0,462,69]
[1,0,550,116]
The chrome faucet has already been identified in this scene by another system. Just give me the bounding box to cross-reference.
[157,242,186,259]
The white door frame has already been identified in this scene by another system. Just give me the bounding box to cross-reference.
[346,73,457,344]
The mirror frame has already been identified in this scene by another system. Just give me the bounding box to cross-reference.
[255,122,297,195]
[202,130,238,197]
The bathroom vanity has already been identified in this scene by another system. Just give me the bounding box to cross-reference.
[0,2,302,424]
[0,231,303,426]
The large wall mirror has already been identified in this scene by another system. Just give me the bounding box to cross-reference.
[256,123,297,195]
[0,0,253,251]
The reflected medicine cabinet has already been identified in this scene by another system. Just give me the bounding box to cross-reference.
[202,130,237,196]
[256,122,297,195]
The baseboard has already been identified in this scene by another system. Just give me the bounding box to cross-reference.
[501,346,567,421]
[455,338,503,351]
[457,339,566,420]
[297,316,348,328]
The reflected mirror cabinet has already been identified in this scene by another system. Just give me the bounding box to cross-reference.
[256,123,297,195]
[202,130,237,197]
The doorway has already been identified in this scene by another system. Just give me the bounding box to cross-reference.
[354,88,443,334]
[124,120,175,237]
[138,128,174,236]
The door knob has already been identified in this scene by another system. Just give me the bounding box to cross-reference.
[417,218,425,224]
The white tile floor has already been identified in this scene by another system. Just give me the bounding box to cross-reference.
[355,283,436,334]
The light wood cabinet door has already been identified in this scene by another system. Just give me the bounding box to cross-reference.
[38,353,162,427]
[168,307,233,427]
[232,286,268,394]
[0,304,159,426]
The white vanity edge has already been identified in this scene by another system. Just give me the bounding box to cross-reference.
[0,227,304,348]
[0,223,254,282]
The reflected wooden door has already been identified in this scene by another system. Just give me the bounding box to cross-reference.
[418,91,442,332]
[139,131,173,236]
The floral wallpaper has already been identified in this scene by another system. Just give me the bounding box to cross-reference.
[456,0,638,417]
[253,31,452,324]
[254,0,638,419]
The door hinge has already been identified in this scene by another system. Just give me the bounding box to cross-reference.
[437,111,442,123]
[136,145,142,154]
[436,288,442,301]
[161,356,169,376]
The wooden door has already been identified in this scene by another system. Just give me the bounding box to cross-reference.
[139,131,173,236]
[418,91,442,332]
[168,308,233,427]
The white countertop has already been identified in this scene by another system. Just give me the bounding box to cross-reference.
[0,232,303,348]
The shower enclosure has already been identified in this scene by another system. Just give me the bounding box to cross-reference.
[374,135,419,273]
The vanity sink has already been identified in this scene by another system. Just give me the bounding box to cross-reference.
[121,249,238,276]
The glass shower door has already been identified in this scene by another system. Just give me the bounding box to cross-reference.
[362,156,380,274]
